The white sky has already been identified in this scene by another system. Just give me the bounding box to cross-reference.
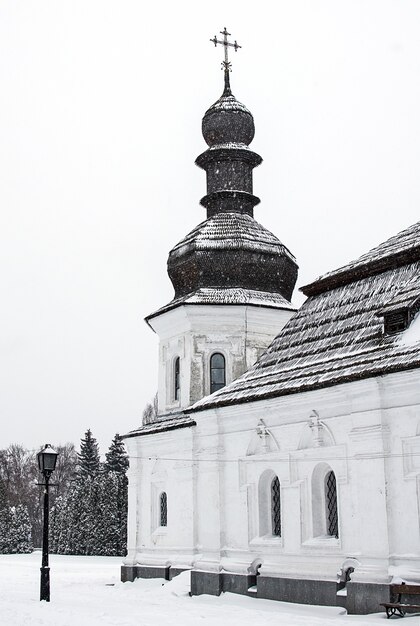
[1,0,420,453]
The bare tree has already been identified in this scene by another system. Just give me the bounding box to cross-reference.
[142,392,158,425]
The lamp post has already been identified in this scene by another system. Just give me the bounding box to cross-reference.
[37,444,58,602]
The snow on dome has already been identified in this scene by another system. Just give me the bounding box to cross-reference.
[202,93,255,147]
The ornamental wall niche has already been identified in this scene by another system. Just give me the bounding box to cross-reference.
[297,410,335,450]
[246,418,280,456]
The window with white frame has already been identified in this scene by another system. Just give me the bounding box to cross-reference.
[311,463,339,539]
[258,470,282,538]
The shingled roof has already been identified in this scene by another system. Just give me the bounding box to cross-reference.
[170,212,295,260]
[146,287,295,324]
[190,221,420,412]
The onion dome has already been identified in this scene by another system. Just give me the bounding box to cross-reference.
[146,64,298,323]
[202,93,255,148]
[196,85,262,219]
[167,212,298,302]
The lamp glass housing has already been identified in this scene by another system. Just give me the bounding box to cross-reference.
[37,445,58,473]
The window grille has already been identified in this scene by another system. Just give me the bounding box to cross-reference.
[325,471,338,538]
[160,492,167,527]
[210,353,226,394]
[174,357,180,401]
[271,476,281,536]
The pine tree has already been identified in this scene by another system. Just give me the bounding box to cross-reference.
[93,472,120,555]
[9,505,32,553]
[77,429,100,478]
[104,434,128,555]
[104,434,129,474]
[47,431,129,556]
[0,506,11,553]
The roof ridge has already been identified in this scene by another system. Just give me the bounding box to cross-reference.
[302,220,420,297]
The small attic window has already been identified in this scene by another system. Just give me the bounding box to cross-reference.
[383,309,410,335]
[378,296,420,337]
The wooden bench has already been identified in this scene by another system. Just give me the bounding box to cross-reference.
[381,583,420,618]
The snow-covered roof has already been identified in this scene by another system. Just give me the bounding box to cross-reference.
[302,221,420,296]
[170,212,296,260]
[146,287,295,323]
[204,93,252,115]
[123,415,196,439]
[191,220,420,412]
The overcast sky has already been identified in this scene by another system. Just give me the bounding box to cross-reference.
[1,0,420,454]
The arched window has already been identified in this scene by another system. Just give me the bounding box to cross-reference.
[210,353,225,394]
[160,492,167,527]
[312,463,339,539]
[271,476,281,536]
[258,470,282,538]
[325,471,338,538]
[174,357,180,401]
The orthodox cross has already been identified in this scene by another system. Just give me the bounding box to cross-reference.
[256,418,269,453]
[309,410,323,448]
[210,27,241,93]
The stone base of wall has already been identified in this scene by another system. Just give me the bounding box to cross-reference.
[121,565,188,583]
[122,566,389,615]
[346,581,390,615]
[190,570,390,615]
[190,571,257,597]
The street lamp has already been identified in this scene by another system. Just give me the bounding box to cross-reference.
[37,444,58,602]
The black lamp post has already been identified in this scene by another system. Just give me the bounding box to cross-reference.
[37,444,58,602]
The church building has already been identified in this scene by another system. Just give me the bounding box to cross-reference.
[122,30,420,615]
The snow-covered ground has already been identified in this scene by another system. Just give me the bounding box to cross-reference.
[0,553,392,625]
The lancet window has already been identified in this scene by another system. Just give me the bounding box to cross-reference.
[174,357,180,401]
[325,471,338,538]
[271,476,281,536]
[160,492,167,527]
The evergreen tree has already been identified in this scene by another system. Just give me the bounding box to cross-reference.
[93,472,120,555]
[49,430,129,556]
[104,433,128,555]
[104,434,129,474]
[77,429,100,478]
[9,505,32,553]
[0,506,11,553]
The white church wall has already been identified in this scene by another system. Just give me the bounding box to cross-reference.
[379,371,420,571]
[149,304,294,415]
[189,371,420,585]
[125,360,420,596]
[192,412,223,573]
[124,425,196,571]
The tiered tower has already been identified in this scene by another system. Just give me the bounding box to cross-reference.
[146,29,298,416]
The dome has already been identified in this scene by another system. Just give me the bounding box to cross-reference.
[202,92,255,147]
[167,212,298,302]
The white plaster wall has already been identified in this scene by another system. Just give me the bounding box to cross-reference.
[191,371,420,584]
[148,304,293,415]
[126,368,420,585]
[125,425,196,570]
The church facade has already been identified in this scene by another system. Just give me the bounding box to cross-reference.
[122,42,420,615]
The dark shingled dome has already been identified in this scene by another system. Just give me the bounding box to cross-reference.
[202,93,255,147]
[167,212,298,301]
[147,77,298,319]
